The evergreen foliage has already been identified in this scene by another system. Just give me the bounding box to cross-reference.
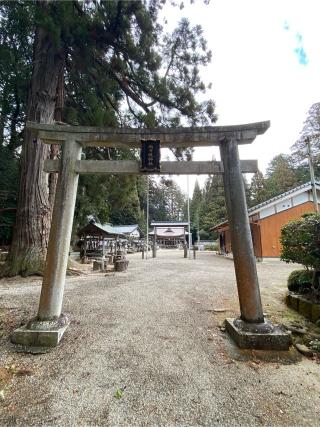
[287,269,313,293]
[0,0,217,273]
[148,177,186,223]
[199,175,226,239]
[0,146,19,244]
[265,154,300,198]
[190,180,202,240]
[0,1,33,150]
[280,213,320,271]
[291,102,320,176]
[189,175,226,240]
[249,170,269,207]
[0,2,32,244]
[248,154,311,209]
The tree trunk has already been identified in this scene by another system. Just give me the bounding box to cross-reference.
[49,65,65,209]
[3,4,65,277]
[312,269,320,291]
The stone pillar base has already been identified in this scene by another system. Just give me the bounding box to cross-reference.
[11,314,69,348]
[225,318,292,350]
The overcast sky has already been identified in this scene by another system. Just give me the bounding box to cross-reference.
[162,0,320,194]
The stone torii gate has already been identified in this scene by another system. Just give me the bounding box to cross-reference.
[12,121,291,350]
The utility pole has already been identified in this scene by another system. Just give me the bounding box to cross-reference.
[306,137,319,212]
[146,175,149,259]
[187,175,191,258]
[197,215,200,249]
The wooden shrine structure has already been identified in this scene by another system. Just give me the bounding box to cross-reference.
[11,121,291,350]
[150,221,189,248]
[78,221,123,260]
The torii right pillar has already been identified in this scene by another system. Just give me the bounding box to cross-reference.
[220,138,291,350]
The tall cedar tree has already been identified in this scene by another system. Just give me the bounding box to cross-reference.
[2,0,216,276]
[146,177,186,223]
[199,175,226,239]
[190,179,202,239]
[4,2,67,275]
[0,2,34,244]
[265,154,299,198]
[249,170,269,207]
[291,102,320,178]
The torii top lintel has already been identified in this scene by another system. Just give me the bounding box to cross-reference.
[26,120,270,148]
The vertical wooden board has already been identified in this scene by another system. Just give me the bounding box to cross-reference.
[250,223,262,259]
[259,201,315,257]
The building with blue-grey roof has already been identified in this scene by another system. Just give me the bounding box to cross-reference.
[211,181,320,260]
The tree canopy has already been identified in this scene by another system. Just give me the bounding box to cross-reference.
[291,102,320,172]
[265,154,300,197]
[188,175,226,241]
[0,0,216,275]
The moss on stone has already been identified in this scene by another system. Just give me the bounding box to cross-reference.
[286,293,299,310]
[311,304,320,323]
[298,300,312,319]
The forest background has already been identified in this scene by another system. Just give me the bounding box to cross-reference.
[0,1,319,274]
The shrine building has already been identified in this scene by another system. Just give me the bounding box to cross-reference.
[149,221,189,248]
[211,181,320,260]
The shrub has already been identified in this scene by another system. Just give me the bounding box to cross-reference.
[280,213,320,270]
[287,269,313,293]
[204,242,218,251]
[309,340,320,352]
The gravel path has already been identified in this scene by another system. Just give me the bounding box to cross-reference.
[0,250,319,426]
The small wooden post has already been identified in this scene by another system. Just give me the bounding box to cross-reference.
[153,228,157,258]
[102,237,105,257]
[184,245,188,258]
[101,236,106,271]
[183,227,188,258]
[83,236,87,260]
[38,139,82,320]
[220,138,264,323]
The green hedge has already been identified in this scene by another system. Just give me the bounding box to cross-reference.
[204,242,218,251]
[287,269,313,293]
[281,213,320,270]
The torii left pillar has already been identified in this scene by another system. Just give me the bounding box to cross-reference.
[12,138,82,347]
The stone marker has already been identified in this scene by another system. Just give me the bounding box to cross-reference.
[115,259,129,272]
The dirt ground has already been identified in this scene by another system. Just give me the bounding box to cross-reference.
[0,250,319,427]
